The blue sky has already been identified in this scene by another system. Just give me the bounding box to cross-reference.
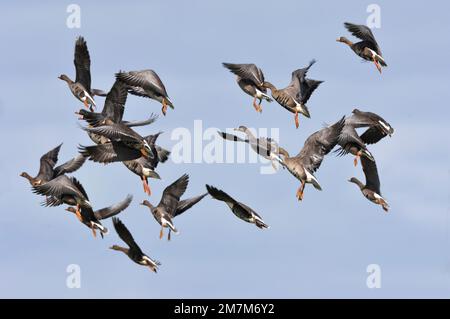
[0,0,449,298]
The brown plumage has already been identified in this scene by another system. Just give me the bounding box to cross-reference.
[278,117,345,201]
[20,144,86,187]
[222,63,272,113]
[59,36,107,110]
[337,22,387,73]
[263,60,322,128]
[140,174,207,240]
[349,157,389,212]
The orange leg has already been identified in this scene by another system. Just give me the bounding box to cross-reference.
[159,227,164,239]
[373,59,382,74]
[354,150,362,167]
[142,176,151,196]
[376,199,389,212]
[252,97,262,113]
[91,224,97,238]
[294,112,299,129]
[296,181,305,201]
[75,205,82,222]
[161,99,168,116]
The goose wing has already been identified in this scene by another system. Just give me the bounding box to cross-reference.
[74,36,92,92]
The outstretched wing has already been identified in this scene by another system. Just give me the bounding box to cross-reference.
[81,123,142,142]
[159,174,189,215]
[101,80,128,123]
[53,155,87,177]
[116,70,168,97]
[344,22,382,55]
[123,113,158,128]
[79,142,142,163]
[173,193,207,217]
[298,117,345,173]
[95,195,133,220]
[298,79,323,105]
[222,63,265,87]
[32,175,85,200]
[361,156,381,195]
[218,131,249,143]
[360,126,387,145]
[74,36,91,92]
[291,59,316,83]
[206,185,237,204]
[37,143,62,180]
[112,217,143,254]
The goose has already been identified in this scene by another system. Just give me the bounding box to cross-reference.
[20,143,86,187]
[206,185,269,229]
[222,63,272,113]
[349,156,389,212]
[116,70,173,116]
[79,133,166,196]
[345,109,394,142]
[336,121,375,167]
[140,174,207,240]
[278,117,345,200]
[32,175,108,237]
[59,36,106,110]
[262,60,322,128]
[110,217,161,272]
[337,22,387,73]
[218,126,282,169]
[122,134,170,196]
[66,194,133,235]
[80,120,155,160]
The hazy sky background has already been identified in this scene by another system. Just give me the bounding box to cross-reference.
[1,1,449,298]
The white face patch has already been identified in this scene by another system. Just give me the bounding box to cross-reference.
[373,193,383,200]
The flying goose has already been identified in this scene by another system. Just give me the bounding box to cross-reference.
[32,175,109,237]
[140,174,207,240]
[337,22,387,73]
[116,70,173,116]
[262,60,323,128]
[336,120,375,167]
[206,185,269,229]
[59,36,106,111]
[278,117,345,200]
[110,217,161,272]
[79,133,166,196]
[20,143,86,187]
[80,120,155,160]
[349,156,389,212]
[345,109,394,142]
[122,134,170,196]
[222,63,272,113]
[66,194,132,234]
[218,126,282,169]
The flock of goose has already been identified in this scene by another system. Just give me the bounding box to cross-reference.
[21,22,393,272]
